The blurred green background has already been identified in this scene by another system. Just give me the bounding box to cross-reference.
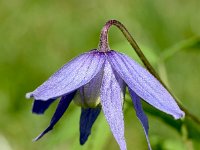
[0,0,200,150]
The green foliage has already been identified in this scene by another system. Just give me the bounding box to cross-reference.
[0,0,200,149]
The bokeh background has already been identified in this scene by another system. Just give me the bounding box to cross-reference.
[0,0,200,150]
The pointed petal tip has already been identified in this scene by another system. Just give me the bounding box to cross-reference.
[79,131,91,145]
[173,110,185,120]
[32,134,42,142]
[80,140,84,145]
[80,136,88,145]
[26,92,33,99]
[32,126,53,142]
[32,138,38,142]
[32,133,44,142]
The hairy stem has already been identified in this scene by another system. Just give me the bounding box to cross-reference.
[99,19,200,125]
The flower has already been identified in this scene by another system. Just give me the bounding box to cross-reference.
[26,19,185,150]
[26,49,184,150]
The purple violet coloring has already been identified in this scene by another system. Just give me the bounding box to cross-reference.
[26,20,185,150]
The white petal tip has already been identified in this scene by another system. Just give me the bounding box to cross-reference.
[26,92,33,99]
[174,111,185,120]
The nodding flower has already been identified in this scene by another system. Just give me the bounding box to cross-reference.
[26,20,184,150]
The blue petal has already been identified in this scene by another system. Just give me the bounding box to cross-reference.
[26,50,105,100]
[108,51,184,119]
[33,91,76,141]
[129,88,151,150]
[32,99,56,114]
[79,107,101,145]
[100,60,127,150]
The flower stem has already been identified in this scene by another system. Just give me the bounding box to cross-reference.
[99,19,200,125]
[98,21,112,52]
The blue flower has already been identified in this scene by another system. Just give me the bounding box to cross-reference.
[26,49,184,150]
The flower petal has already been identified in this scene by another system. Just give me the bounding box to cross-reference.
[33,91,76,141]
[129,88,151,150]
[26,50,105,100]
[100,60,127,150]
[108,51,184,119]
[79,107,101,145]
[73,68,103,108]
[32,99,56,114]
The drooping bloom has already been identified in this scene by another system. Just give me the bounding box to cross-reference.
[26,20,185,150]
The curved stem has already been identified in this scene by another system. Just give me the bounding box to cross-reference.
[98,21,112,52]
[99,19,200,125]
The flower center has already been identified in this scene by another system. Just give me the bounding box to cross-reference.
[73,69,103,108]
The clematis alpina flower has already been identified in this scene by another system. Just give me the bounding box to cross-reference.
[26,20,184,150]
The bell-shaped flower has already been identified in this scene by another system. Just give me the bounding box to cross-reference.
[26,49,184,150]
